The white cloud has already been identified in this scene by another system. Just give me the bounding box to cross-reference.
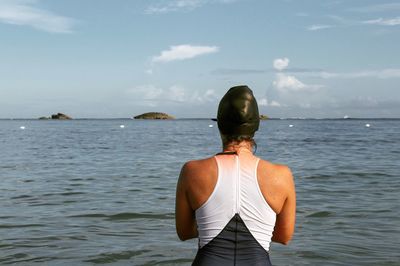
[312,69,400,79]
[0,0,76,33]
[203,89,217,101]
[376,69,400,78]
[307,24,334,31]
[273,57,289,71]
[311,15,355,31]
[363,17,400,26]
[127,85,218,105]
[258,98,268,106]
[145,0,236,14]
[190,89,218,103]
[146,0,203,14]
[152,44,219,63]
[319,14,400,31]
[272,58,322,92]
[273,73,307,92]
[259,98,281,107]
[270,100,281,107]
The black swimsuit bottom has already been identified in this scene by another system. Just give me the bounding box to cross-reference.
[192,214,272,266]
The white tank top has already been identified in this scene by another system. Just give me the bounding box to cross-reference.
[195,151,276,251]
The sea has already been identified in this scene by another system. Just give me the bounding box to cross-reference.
[0,119,399,265]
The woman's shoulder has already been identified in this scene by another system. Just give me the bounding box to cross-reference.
[257,158,294,185]
[256,158,295,214]
[180,156,217,182]
[182,156,215,171]
[179,157,219,209]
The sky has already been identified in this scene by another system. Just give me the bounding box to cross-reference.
[0,0,399,118]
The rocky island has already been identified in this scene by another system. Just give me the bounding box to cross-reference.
[134,112,174,120]
[39,113,72,120]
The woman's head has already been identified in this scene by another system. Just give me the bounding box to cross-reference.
[217,85,259,148]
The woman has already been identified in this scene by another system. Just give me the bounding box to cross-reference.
[175,85,296,265]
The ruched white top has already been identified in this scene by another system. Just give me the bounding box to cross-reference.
[195,151,276,251]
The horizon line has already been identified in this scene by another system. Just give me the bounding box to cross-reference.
[1,117,400,120]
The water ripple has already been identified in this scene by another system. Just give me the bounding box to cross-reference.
[0,119,399,265]
[0,224,45,229]
[70,212,175,220]
[84,249,151,263]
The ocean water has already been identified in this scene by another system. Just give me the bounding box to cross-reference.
[0,119,399,265]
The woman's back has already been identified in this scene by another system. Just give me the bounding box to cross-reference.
[192,150,275,265]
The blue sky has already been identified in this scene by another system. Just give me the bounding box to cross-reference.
[0,0,399,118]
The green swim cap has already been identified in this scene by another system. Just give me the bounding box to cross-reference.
[217,85,260,137]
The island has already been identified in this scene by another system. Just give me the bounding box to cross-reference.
[133,112,175,120]
[39,113,72,120]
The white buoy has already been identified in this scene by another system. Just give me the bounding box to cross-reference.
[209,124,213,128]
[365,123,370,128]
[120,125,125,128]
[20,126,25,130]
[289,124,294,128]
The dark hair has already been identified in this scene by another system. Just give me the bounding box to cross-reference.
[222,134,257,153]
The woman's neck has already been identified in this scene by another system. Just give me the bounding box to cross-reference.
[223,141,253,154]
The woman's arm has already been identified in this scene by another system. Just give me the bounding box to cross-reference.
[272,166,296,245]
[175,162,198,241]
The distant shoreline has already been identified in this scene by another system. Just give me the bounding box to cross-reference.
[1,118,399,121]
